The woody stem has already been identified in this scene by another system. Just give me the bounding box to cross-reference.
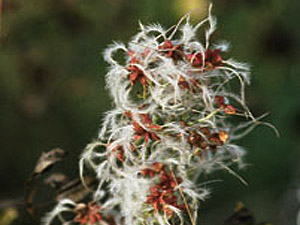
[169,167,196,225]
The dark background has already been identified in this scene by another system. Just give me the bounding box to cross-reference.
[0,0,299,224]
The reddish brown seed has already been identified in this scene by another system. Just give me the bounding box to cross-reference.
[224,105,236,115]
[219,130,229,143]
[199,127,211,136]
[214,96,225,107]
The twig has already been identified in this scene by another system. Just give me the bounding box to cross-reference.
[169,167,196,225]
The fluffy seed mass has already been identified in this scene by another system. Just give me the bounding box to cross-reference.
[43,5,271,225]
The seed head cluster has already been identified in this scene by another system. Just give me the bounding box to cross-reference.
[43,6,267,225]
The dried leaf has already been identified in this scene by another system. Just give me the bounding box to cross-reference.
[26,148,66,215]
[33,148,66,177]
[44,173,67,189]
[55,176,97,202]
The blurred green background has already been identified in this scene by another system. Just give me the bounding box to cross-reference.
[0,0,299,224]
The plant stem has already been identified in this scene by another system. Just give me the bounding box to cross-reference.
[169,167,196,225]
